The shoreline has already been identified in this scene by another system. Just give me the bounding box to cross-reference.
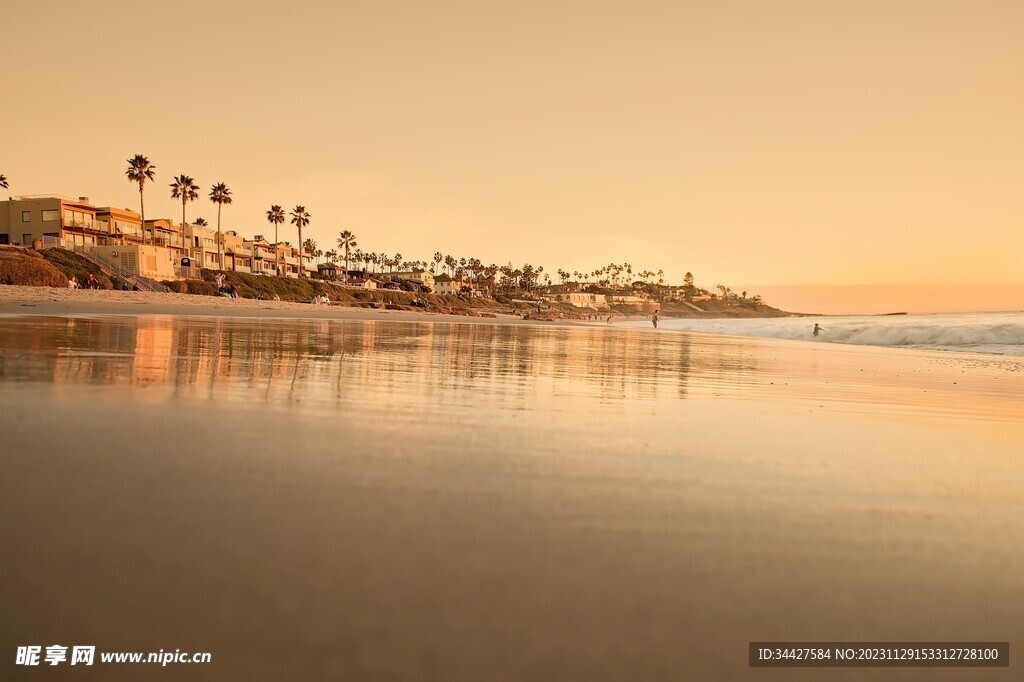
[0,284,778,327]
[3,286,1021,362]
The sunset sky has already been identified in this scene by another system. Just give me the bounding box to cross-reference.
[3,0,1022,313]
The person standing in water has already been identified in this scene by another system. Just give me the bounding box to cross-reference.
[813,323,825,337]
[651,310,660,328]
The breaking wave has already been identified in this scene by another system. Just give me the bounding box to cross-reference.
[654,313,1024,356]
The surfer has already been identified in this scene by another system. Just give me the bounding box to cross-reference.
[651,310,659,329]
[812,323,824,337]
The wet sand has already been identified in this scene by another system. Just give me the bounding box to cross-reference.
[0,315,1022,681]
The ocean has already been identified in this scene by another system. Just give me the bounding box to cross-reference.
[632,311,1024,356]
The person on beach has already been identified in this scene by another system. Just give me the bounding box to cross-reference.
[87,274,98,289]
[607,315,613,324]
[68,276,78,289]
[813,323,824,337]
[651,310,660,329]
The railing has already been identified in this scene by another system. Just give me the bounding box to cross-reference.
[63,218,99,231]
[153,236,185,248]
[37,236,63,249]
[68,244,168,293]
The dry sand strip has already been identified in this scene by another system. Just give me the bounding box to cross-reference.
[0,285,606,327]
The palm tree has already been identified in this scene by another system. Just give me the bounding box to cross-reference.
[209,182,233,270]
[125,154,156,244]
[266,205,285,275]
[194,217,208,227]
[0,174,8,190]
[337,230,357,283]
[170,175,200,246]
[433,252,443,273]
[290,206,311,278]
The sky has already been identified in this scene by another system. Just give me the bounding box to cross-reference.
[3,0,1022,313]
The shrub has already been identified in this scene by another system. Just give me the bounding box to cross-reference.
[0,250,68,287]
[38,248,113,289]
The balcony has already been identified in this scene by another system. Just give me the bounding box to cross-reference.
[62,218,100,232]
[227,245,253,257]
[153,236,185,249]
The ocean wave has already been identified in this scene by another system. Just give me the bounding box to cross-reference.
[654,314,1024,356]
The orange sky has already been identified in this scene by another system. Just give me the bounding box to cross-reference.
[3,0,1022,311]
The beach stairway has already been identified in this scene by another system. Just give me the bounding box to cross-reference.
[681,301,706,313]
[67,245,169,293]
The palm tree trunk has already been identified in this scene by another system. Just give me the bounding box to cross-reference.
[344,246,349,283]
[298,225,303,278]
[139,185,146,245]
[181,198,186,252]
[275,222,280,277]
[216,203,222,271]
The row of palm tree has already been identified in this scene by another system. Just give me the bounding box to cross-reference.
[125,155,234,260]
[124,154,321,277]
[118,156,700,292]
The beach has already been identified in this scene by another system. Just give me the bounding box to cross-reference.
[0,304,1022,680]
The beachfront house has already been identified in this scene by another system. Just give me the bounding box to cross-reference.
[1,195,103,248]
[98,207,145,245]
[220,231,253,273]
[246,236,281,276]
[185,223,222,270]
[433,273,475,295]
[317,262,340,280]
[388,269,434,290]
[542,291,609,309]
[345,276,379,289]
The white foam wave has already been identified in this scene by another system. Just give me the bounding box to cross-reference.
[651,313,1024,356]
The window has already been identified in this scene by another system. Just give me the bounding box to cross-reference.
[21,211,31,223]
[41,209,59,222]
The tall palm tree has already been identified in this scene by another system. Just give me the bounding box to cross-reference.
[336,230,357,283]
[170,175,200,246]
[125,154,156,244]
[0,174,9,189]
[209,183,233,270]
[290,206,311,278]
[433,251,443,273]
[266,205,285,276]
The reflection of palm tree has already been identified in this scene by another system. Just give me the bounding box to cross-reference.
[266,205,285,275]
[209,183,233,270]
[337,230,357,283]
[290,206,311,278]
[170,175,200,246]
[125,154,156,243]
